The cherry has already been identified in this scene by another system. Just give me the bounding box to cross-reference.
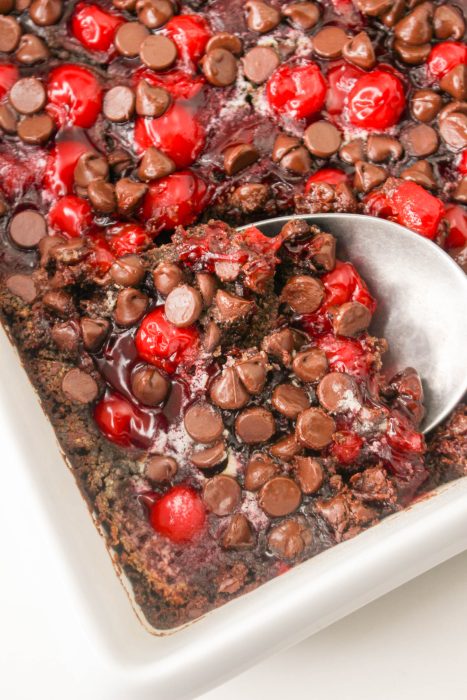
[325,63,363,115]
[94,391,154,448]
[444,205,467,249]
[0,150,45,200]
[316,334,371,377]
[459,150,467,175]
[330,430,363,464]
[48,195,93,238]
[0,63,18,99]
[71,3,123,53]
[106,223,151,257]
[142,170,209,233]
[135,306,200,373]
[266,62,327,121]
[321,261,376,312]
[47,64,103,129]
[133,67,205,100]
[387,414,425,454]
[43,141,91,199]
[87,231,116,273]
[134,102,205,168]
[149,485,206,543]
[305,168,349,191]
[347,69,405,130]
[427,41,467,79]
[164,14,211,68]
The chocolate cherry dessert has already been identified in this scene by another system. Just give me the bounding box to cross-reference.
[0,0,466,629]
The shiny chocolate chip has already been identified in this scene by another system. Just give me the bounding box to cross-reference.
[88,180,116,214]
[244,454,278,491]
[280,146,312,174]
[339,139,365,164]
[367,134,403,162]
[439,111,467,150]
[115,178,147,215]
[164,284,203,327]
[235,407,275,444]
[62,368,98,404]
[74,153,108,189]
[223,143,259,175]
[9,77,45,115]
[184,402,224,444]
[196,272,217,306]
[440,65,467,101]
[261,328,295,365]
[272,134,301,163]
[80,317,110,352]
[270,433,302,461]
[222,513,255,549]
[15,34,49,64]
[202,48,238,87]
[190,441,226,469]
[235,356,267,394]
[152,261,183,295]
[210,367,250,410]
[295,407,336,449]
[17,113,54,144]
[138,146,175,181]
[140,34,177,70]
[9,210,46,248]
[433,4,465,40]
[6,274,37,303]
[354,161,387,193]
[293,456,323,494]
[282,2,319,29]
[342,31,375,70]
[313,26,348,59]
[136,0,173,28]
[114,21,149,57]
[51,322,79,352]
[114,288,148,326]
[268,518,312,558]
[317,371,358,412]
[103,86,135,123]
[131,366,169,405]
[333,301,372,337]
[394,2,433,45]
[203,321,222,352]
[401,123,439,157]
[400,159,437,189]
[206,32,243,55]
[312,232,336,271]
[135,80,171,117]
[0,15,21,51]
[271,383,310,419]
[0,103,17,133]
[110,255,145,287]
[29,0,62,25]
[245,0,280,33]
[214,289,254,322]
[203,475,241,516]
[394,39,431,64]
[304,120,342,158]
[259,476,301,517]
[43,290,73,317]
[146,454,178,482]
[243,46,279,84]
[281,275,324,314]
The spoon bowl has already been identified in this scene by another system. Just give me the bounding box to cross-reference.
[239,213,467,433]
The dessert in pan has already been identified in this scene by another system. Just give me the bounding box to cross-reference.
[0,0,466,630]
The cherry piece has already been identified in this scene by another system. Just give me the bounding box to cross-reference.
[347,69,405,130]
[71,3,123,53]
[149,485,206,542]
[330,430,363,464]
[134,102,205,168]
[325,62,363,115]
[305,168,349,190]
[48,195,93,238]
[133,67,205,100]
[106,223,151,256]
[94,391,154,448]
[87,231,116,273]
[164,14,211,68]
[444,205,467,249]
[142,170,209,233]
[427,41,467,79]
[266,61,327,120]
[387,414,425,454]
[316,334,371,377]
[0,64,18,99]
[43,141,92,198]
[135,306,200,373]
[322,261,376,312]
[458,150,467,175]
[392,182,444,239]
[47,64,103,128]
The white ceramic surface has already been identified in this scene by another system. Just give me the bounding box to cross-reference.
[1,327,467,699]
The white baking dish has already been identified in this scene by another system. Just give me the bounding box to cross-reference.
[1,326,467,700]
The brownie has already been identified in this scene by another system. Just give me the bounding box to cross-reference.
[0,0,466,630]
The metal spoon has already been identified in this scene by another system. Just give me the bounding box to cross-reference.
[239,213,467,433]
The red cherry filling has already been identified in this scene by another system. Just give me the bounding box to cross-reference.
[330,430,363,464]
[133,68,205,101]
[149,485,206,543]
[142,170,209,233]
[458,150,467,175]
[164,14,211,68]
[48,195,93,238]
[325,63,363,115]
[135,306,200,373]
[266,62,327,121]
[43,141,92,199]
[87,231,116,273]
[134,102,205,168]
[305,168,349,190]
[0,150,45,200]
[106,223,151,257]
[347,69,405,131]
[386,413,425,454]
[0,63,18,99]
[316,334,372,377]
[427,41,467,79]
[71,2,123,53]
[444,205,467,249]
[94,391,154,448]
[47,64,103,129]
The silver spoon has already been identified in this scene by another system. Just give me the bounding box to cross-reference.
[239,213,467,433]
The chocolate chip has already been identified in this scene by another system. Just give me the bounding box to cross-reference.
[453,176,467,203]
[433,4,465,40]
[9,78,45,115]
[0,103,17,133]
[295,407,336,449]
[270,434,302,461]
[196,272,216,306]
[311,232,336,271]
[110,255,145,287]
[201,48,238,87]
[203,475,241,516]
[38,235,65,266]
[381,0,405,26]
[43,290,73,317]
[293,456,323,494]
[439,111,467,150]
[261,328,295,365]
[230,182,270,213]
[62,368,98,404]
[245,0,280,33]
[440,65,467,101]
[88,181,116,214]
[17,113,54,144]
[0,15,21,52]
[114,21,149,57]
[272,134,301,163]
[152,261,183,295]
[108,148,133,176]
[244,454,278,491]
[103,86,135,123]
[114,287,148,326]
[184,401,224,444]
[355,0,392,15]
[312,27,348,59]
[131,366,169,405]
[9,210,46,248]
[259,476,301,517]
[164,284,203,327]
[235,407,275,444]
[282,2,320,29]
[401,123,439,156]
[400,159,437,189]
[304,121,342,158]
[140,34,177,70]
[206,32,243,55]
[333,301,372,337]
[235,356,267,394]
[280,218,311,241]
[367,135,403,162]
[394,2,433,45]
[0,0,13,11]
[342,31,375,69]
[80,317,109,352]
[51,322,79,353]
[135,80,171,117]
[74,153,108,189]
[146,454,177,482]
[317,371,358,412]
[115,179,147,216]
[271,383,310,419]
[214,290,254,322]
[243,46,279,84]
[6,273,37,303]
[29,0,62,25]
[394,39,431,64]
[354,161,387,193]
[138,146,175,182]
[280,146,312,174]
[223,143,259,175]
[210,367,250,410]
[281,275,324,314]
[339,139,365,164]
[203,320,222,352]
[136,0,173,28]
[190,441,226,469]
[268,518,312,558]
[222,514,254,549]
